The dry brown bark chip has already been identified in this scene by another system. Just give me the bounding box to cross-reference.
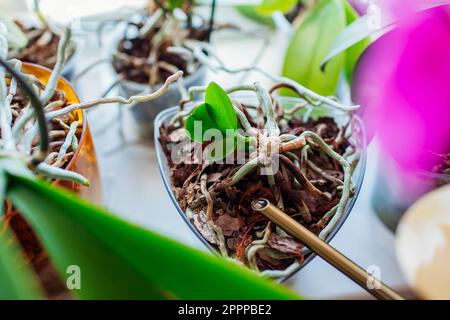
[192,212,218,245]
[268,233,302,257]
[214,214,242,237]
[257,248,286,267]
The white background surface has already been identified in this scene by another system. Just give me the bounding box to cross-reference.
[10,1,409,299]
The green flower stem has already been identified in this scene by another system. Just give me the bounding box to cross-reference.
[33,0,50,30]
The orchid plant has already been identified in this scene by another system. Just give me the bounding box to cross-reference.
[158,43,363,276]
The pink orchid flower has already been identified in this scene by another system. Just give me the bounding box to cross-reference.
[353,4,450,171]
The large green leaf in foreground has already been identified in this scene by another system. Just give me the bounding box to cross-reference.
[0,229,43,299]
[7,173,300,299]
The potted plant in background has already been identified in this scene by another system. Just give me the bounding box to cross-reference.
[155,54,366,279]
[6,0,78,79]
[73,0,216,140]
[0,26,299,298]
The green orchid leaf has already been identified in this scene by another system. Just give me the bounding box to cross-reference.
[257,0,299,15]
[185,102,218,143]
[0,228,44,299]
[204,135,236,163]
[185,83,238,144]
[7,173,300,300]
[205,82,237,132]
[282,0,346,96]
[320,0,372,81]
[0,12,28,49]
[342,0,372,82]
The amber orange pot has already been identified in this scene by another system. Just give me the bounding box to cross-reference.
[2,63,102,297]
[20,63,102,202]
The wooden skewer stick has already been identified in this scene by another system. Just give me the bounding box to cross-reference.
[251,198,404,301]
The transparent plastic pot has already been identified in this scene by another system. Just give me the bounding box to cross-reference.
[154,96,367,281]
[116,65,207,140]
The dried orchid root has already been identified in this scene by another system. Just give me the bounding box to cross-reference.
[200,174,228,257]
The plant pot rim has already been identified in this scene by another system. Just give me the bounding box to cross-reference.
[154,101,367,281]
[21,62,87,175]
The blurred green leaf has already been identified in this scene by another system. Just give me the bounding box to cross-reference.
[282,0,346,96]
[0,223,43,299]
[167,0,185,10]
[7,173,300,300]
[0,12,28,49]
[342,0,372,82]
[257,0,299,15]
[234,5,275,28]
[321,0,372,82]
[205,82,237,133]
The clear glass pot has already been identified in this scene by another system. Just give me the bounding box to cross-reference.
[154,97,367,281]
